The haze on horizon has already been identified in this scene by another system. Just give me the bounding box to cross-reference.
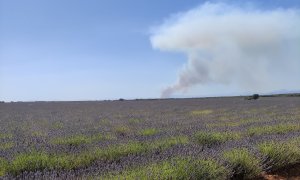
[1,0,299,101]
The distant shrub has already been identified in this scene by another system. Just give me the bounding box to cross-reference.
[119,98,125,101]
[253,94,259,99]
[245,94,260,100]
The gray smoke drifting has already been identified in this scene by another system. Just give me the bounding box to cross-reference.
[150,2,300,98]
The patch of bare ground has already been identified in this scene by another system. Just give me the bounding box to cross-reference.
[255,164,300,180]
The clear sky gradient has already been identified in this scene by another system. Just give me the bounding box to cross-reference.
[1,0,299,101]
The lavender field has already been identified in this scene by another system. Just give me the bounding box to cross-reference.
[0,96,300,179]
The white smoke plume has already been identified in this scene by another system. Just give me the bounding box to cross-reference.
[150,2,300,98]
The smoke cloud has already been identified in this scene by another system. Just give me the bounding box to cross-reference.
[150,2,300,98]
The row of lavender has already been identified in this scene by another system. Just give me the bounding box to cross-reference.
[0,97,299,179]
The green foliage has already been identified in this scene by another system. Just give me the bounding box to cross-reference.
[247,123,300,136]
[95,136,188,162]
[9,152,78,174]
[114,126,131,136]
[51,133,114,146]
[52,122,64,129]
[128,118,142,124]
[194,131,241,146]
[258,141,300,171]
[6,136,188,175]
[51,134,92,146]
[190,109,213,116]
[223,148,262,179]
[90,133,116,141]
[206,122,241,128]
[103,158,228,180]
[10,152,50,175]
[100,119,111,126]
[0,157,9,177]
[0,142,14,150]
[31,131,47,137]
[0,133,13,139]
[239,118,262,125]
[138,128,159,136]
[150,136,189,150]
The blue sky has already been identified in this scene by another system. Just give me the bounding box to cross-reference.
[0,0,299,101]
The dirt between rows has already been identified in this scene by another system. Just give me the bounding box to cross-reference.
[256,164,300,180]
